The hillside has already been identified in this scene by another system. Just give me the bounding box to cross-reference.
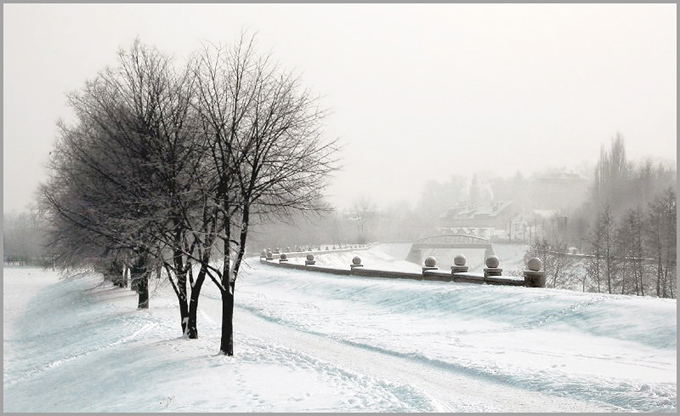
[3,249,676,412]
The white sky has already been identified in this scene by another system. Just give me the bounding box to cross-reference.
[3,3,677,213]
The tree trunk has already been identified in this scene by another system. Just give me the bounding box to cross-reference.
[171,225,190,335]
[175,268,189,336]
[130,251,149,309]
[661,267,668,298]
[187,263,208,339]
[178,297,189,335]
[638,260,645,296]
[620,258,626,295]
[592,253,601,293]
[137,274,149,309]
[122,265,129,288]
[219,283,235,356]
[656,258,663,297]
[668,269,675,299]
[605,248,613,294]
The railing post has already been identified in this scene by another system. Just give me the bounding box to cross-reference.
[451,254,469,274]
[422,256,438,274]
[524,257,545,287]
[484,255,502,277]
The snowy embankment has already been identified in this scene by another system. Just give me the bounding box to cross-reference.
[3,248,677,412]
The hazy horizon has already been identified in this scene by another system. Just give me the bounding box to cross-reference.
[3,3,677,214]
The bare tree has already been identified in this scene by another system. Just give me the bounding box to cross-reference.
[193,34,338,355]
[526,238,576,289]
[41,39,207,321]
[587,205,618,294]
[646,188,676,298]
[351,196,377,244]
[41,35,339,354]
[614,208,646,295]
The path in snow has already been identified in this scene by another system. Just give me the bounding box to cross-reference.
[224,256,676,412]
[2,268,467,412]
[3,251,676,412]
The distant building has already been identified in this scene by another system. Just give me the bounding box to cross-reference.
[525,171,589,211]
[439,201,517,237]
[510,215,530,241]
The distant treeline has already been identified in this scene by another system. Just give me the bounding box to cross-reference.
[529,134,676,298]
[3,209,50,266]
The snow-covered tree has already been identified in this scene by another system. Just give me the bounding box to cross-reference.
[41,35,339,354]
[192,34,338,355]
[41,40,205,317]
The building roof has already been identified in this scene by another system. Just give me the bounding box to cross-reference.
[443,201,513,220]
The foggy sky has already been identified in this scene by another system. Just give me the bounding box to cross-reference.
[3,3,677,214]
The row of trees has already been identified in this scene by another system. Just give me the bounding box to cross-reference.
[3,208,47,266]
[40,35,338,355]
[529,135,676,298]
[585,189,676,297]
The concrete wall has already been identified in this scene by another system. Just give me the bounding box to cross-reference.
[259,257,532,287]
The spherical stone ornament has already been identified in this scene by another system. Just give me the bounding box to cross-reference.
[485,255,500,269]
[454,254,466,266]
[279,253,287,260]
[527,257,542,272]
[306,253,315,261]
[424,256,437,268]
[352,256,362,265]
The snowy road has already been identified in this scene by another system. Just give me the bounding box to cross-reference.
[3,252,677,412]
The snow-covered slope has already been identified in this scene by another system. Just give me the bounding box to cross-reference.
[3,257,676,412]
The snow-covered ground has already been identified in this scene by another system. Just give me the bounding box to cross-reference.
[3,248,677,412]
